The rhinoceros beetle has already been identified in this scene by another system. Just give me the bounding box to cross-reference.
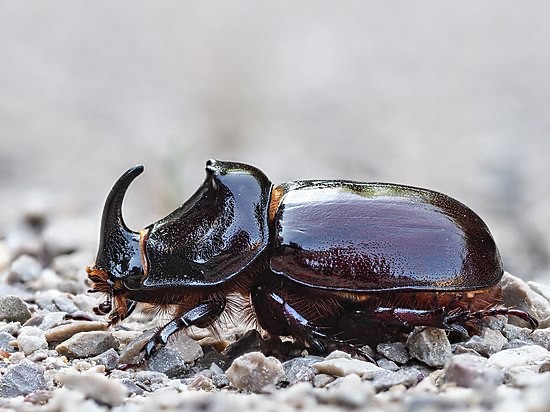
[87,160,538,360]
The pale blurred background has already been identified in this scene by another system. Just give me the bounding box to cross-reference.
[1,1,549,281]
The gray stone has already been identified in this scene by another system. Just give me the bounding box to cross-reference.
[503,339,533,350]
[226,351,285,392]
[406,327,452,367]
[118,329,155,365]
[212,373,229,388]
[377,342,411,364]
[365,367,424,392]
[55,372,128,406]
[24,311,66,330]
[8,254,41,283]
[376,358,400,371]
[283,356,323,384]
[0,295,32,323]
[134,370,168,386]
[501,272,550,326]
[527,280,550,302]
[148,347,192,378]
[0,359,48,397]
[120,379,145,396]
[441,353,504,388]
[0,331,16,353]
[0,322,21,336]
[166,333,203,364]
[313,373,336,388]
[55,331,119,359]
[187,374,215,391]
[34,290,80,312]
[317,374,374,408]
[89,348,120,371]
[502,323,535,342]
[530,328,550,351]
[461,327,508,356]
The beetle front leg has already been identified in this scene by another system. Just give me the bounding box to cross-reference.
[144,300,225,358]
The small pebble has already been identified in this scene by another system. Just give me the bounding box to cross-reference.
[0,295,32,323]
[530,328,550,351]
[55,372,128,406]
[489,345,550,371]
[45,321,109,344]
[45,388,101,412]
[283,356,323,384]
[212,373,229,388]
[8,254,42,283]
[527,280,550,303]
[365,367,425,392]
[89,348,120,371]
[462,327,508,356]
[313,373,336,388]
[312,357,380,377]
[166,333,204,364]
[377,342,411,364]
[16,326,48,355]
[55,331,119,359]
[0,331,16,353]
[0,359,48,397]
[148,347,193,378]
[226,352,285,393]
[187,374,215,391]
[501,272,550,326]
[441,353,504,388]
[317,374,374,408]
[406,327,452,367]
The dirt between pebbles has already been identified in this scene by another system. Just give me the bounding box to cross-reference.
[1,217,550,412]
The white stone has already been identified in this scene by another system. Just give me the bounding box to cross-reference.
[488,345,550,371]
[312,357,381,377]
[16,326,48,355]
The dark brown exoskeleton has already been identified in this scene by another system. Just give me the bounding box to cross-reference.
[87,160,538,360]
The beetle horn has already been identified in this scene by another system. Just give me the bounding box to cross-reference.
[94,165,144,279]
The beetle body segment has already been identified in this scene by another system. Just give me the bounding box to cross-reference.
[88,160,537,359]
[142,160,272,288]
[270,180,502,292]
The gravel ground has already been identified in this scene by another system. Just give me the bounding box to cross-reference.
[2,2,550,411]
[1,209,550,411]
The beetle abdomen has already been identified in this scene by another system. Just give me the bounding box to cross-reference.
[270,181,502,292]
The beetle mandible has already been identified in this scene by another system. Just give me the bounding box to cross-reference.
[87,160,538,359]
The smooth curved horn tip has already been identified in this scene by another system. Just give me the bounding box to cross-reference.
[128,164,144,175]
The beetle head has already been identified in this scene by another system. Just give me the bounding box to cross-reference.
[87,165,144,324]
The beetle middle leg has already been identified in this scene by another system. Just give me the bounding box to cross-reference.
[251,283,375,361]
[144,300,225,358]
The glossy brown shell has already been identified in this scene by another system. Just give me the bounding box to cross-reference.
[142,160,272,288]
[269,180,503,292]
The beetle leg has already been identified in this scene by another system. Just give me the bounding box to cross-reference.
[252,285,375,362]
[144,300,225,358]
[444,307,539,330]
[351,306,470,335]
